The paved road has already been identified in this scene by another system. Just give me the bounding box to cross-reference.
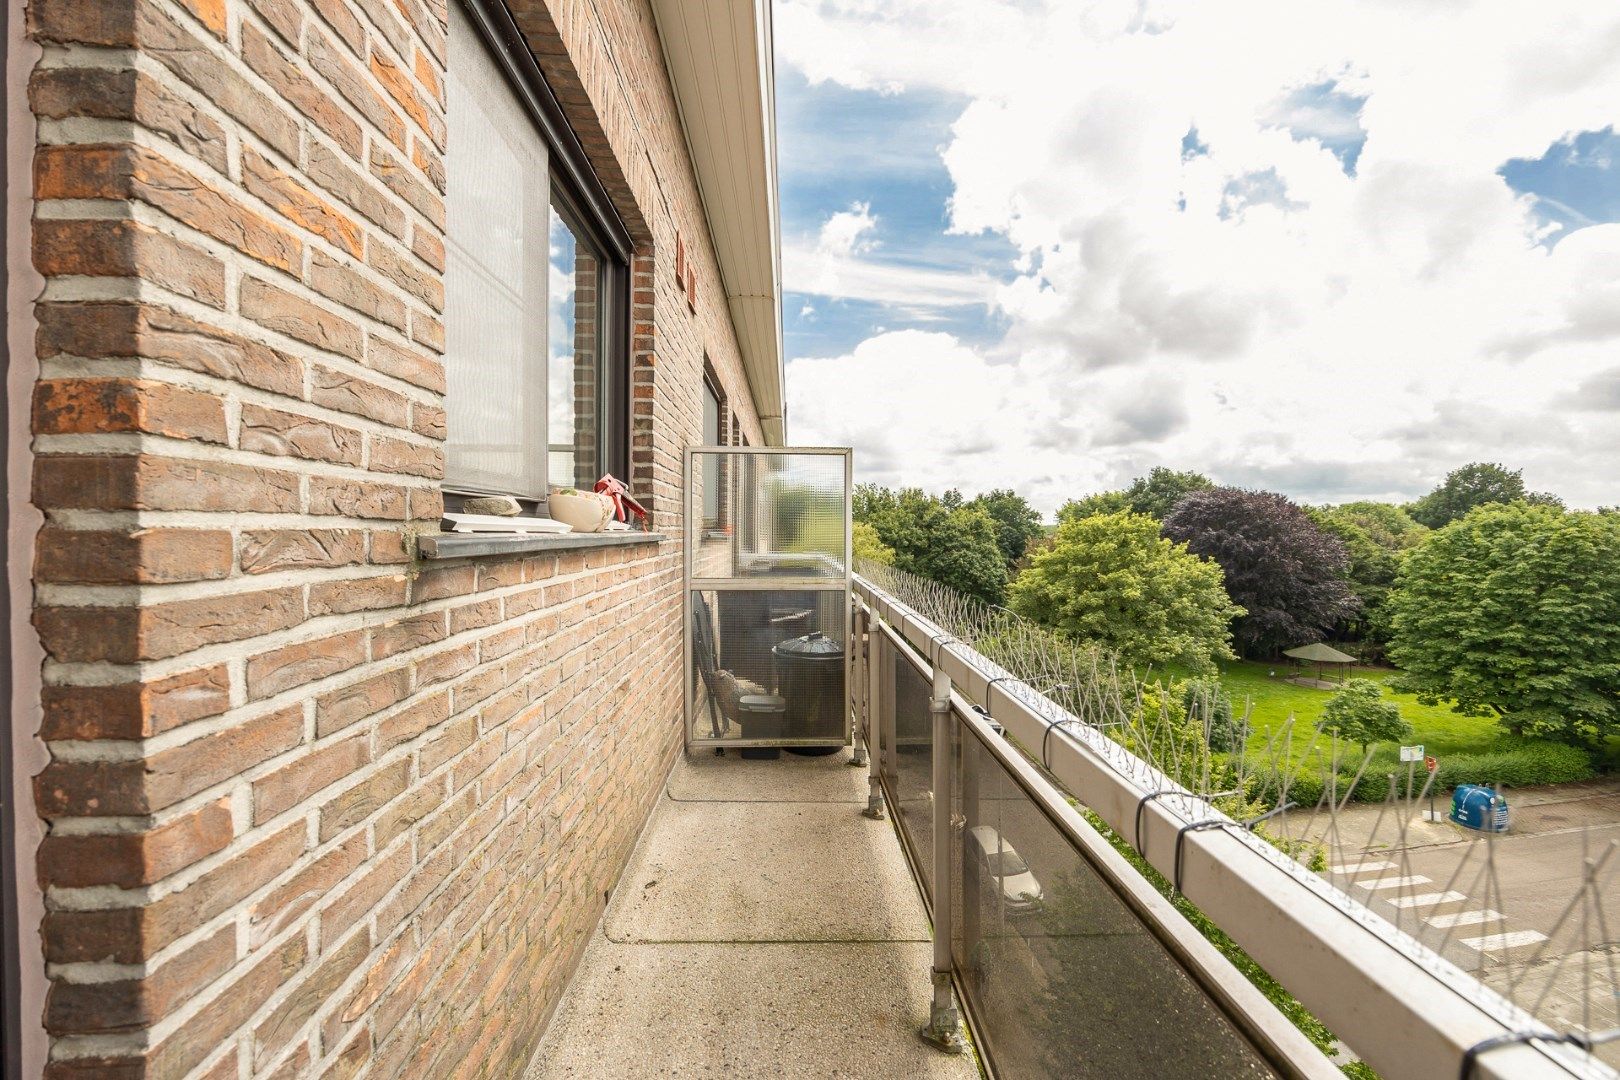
[1291,781,1620,1059]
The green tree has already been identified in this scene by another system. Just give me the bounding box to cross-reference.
[967,488,1046,567]
[1056,467,1213,525]
[1123,467,1215,519]
[1388,503,1620,746]
[855,485,1008,604]
[1009,512,1242,674]
[1180,676,1241,753]
[851,521,895,566]
[1057,489,1130,523]
[1308,502,1427,653]
[1408,462,1563,529]
[1317,679,1410,752]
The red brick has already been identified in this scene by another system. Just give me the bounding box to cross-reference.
[40,665,230,740]
[240,403,364,466]
[310,574,410,616]
[309,476,409,519]
[240,529,367,575]
[240,276,364,360]
[34,706,303,818]
[35,143,301,272]
[247,629,368,700]
[35,219,225,309]
[248,834,368,946]
[242,146,363,259]
[35,527,233,584]
[35,301,304,398]
[33,455,301,513]
[241,23,363,159]
[44,925,234,1034]
[37,797,233,888]
[29,67,229,174]
[255,736,372,828]
[311,364,410,425]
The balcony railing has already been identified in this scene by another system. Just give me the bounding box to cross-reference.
[852,563,1613,1080]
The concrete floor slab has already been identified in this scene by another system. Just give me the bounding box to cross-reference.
[605,798,931,943]
[668,747,868,803]
[527,751,980,1079]
[527,940,977,1079]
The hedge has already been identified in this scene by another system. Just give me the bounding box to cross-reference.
[1251,740,1594,808]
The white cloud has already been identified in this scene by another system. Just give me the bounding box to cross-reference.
[776,0,1620,511]
[784,202,999,309]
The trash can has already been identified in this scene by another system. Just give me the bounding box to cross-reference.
[772,631,845,751]
[1450,784,1509,832]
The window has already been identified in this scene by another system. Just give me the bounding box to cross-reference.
[701,376,724,528]
[443,1,629,509]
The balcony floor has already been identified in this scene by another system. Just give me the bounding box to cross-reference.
[526,747,981,1079]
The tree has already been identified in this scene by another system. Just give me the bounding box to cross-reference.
[1180,676,1241,753]
[1056,467,1213,525]
[1009,512,1242,674]
[1123,467,1215,520]
[1387,503,1620,746]
[1162,488,1360,658]
[1057,489,1130,523]
[1317,679,1410,752]
[852,521,895,566]
[967,488,1046,567]
[855,485,1008,604]
[1408,462,1562,529]
[1307,502,1427,654]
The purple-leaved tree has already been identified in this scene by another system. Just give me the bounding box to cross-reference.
[1162,488,1360,658]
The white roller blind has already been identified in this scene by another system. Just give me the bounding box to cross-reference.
[444,8,549,498]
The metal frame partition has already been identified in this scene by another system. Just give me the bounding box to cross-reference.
[853,572,1612,1080]
[683,446,853,753]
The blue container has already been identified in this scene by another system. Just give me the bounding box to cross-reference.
[1450,784,1509,832]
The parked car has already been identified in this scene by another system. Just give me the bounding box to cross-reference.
[967,826,1044,912]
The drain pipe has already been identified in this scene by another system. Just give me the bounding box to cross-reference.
[921,658,966,1054]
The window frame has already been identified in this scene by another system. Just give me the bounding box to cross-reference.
[447,0,631,506]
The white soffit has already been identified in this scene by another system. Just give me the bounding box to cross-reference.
[649,0,785,446]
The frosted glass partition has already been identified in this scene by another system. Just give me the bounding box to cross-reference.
[684,447,853,751]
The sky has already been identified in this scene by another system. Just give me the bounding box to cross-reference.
[773,0,1620,516]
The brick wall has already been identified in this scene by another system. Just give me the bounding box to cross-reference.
[20,0,765,1075]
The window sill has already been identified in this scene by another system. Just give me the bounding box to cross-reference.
[417,530,667,560]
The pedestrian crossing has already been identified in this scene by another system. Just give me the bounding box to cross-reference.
[1326,861,1549,961]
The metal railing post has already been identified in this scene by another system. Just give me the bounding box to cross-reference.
[861,609,885,819]
[921,659,966,1053]
[851,608,870,768]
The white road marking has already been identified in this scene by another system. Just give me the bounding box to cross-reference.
[1387,890,1468,909]
[1427,909,1505,929]
[1355,875,1431,890]
[1462,930,1548,954]
[1329,860,1397,875]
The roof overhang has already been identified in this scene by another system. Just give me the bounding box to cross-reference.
[648,0,785,446]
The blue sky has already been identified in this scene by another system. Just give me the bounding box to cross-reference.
[773,1,1620,513]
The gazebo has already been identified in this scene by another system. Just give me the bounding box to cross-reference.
[1282,642,1357,687]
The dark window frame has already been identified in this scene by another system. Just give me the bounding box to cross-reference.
[448,0,631,509]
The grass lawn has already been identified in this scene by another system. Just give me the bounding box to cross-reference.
[1211,659,1505,765]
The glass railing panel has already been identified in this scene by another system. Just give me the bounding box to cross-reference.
[688,449,848,581]
[887,639,935,894]
[952,711,1280,1079]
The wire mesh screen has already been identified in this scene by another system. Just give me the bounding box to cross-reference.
[685,448,851,750]
[951,713,1281,1079]
[689,450,848,581]
[689,590,848,745]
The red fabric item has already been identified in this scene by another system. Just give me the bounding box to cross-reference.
[594,474,648,528]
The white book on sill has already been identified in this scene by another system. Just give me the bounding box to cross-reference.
[444,512,572,534]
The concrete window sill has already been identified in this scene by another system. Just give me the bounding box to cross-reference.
[416,531,668,560]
